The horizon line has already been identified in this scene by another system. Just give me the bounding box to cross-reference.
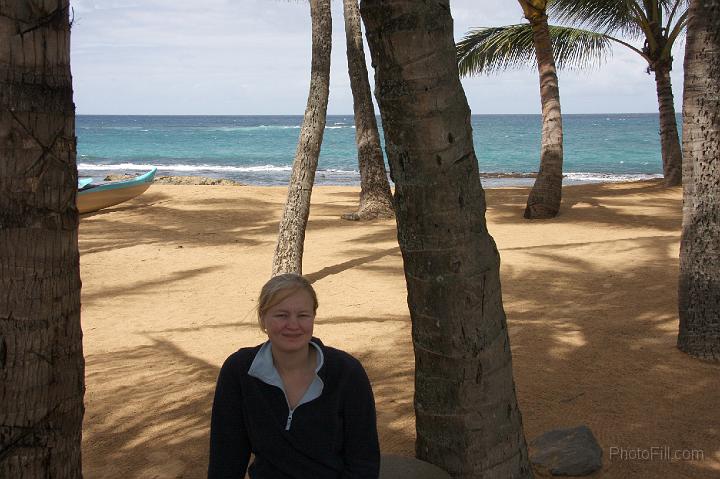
[75,112,666,116]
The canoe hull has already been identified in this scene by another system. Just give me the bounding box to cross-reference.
[77,168,156,214]
[77,182,152,214]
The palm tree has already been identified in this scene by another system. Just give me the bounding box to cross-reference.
[460,0,566,219]
[0,2,84,477]
[341,0,394,221]
[677,0,720,361]
[518,0,564,219]
[458,0,688,187]
[361,0,534,477]
[272,0,332,275]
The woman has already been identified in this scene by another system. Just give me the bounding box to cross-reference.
[208,273,380,478]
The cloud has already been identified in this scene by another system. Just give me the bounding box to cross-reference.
[69,0,684,115]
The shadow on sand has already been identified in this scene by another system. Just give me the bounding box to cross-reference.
[81,182,719,478]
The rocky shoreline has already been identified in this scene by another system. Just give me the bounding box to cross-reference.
[103,174,245,186]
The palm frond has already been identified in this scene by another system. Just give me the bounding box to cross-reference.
[549,0,645,39]
[456,24,613,77]
[457,25,536,76]
[552,25,613,69]
[549,0,689,39]
[665,0,690,35]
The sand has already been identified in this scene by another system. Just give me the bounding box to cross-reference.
[79,180,720,478]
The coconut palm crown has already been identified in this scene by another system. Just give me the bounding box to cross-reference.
[457,0,688,186]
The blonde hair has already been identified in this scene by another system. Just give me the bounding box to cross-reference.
[256,273,318,332]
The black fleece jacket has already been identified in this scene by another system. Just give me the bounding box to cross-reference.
[208,338,380,479]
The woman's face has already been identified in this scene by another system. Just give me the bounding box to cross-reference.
[262,289,315,354]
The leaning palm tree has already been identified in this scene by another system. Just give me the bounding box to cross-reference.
[362,0,534,476]
[272,0,332,275]
[341,0,394,221]
[460,0,570,219]
[458,0,687,187]
[677,0,720,361]
[0,1,85,477]
[518,0,564,219]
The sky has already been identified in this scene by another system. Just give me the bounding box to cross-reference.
[69,0,686,115]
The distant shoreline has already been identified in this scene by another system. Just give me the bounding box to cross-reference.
[75,112,670,117]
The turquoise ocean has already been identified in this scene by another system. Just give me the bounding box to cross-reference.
[77,114,673,187]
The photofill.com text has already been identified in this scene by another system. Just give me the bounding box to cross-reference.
[609,446,704,462]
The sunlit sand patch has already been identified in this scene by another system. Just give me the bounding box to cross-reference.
[554,329,587,347]
[548,329,587,359]
[646,314,681,333]
[694,448,720,473]
[627,336,671,351]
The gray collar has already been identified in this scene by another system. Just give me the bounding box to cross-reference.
[248,340,325,410]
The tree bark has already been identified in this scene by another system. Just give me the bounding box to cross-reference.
[677,0,720,361]
[654,64,683,186]
[271,0,332,276]
[0,2,84,478]
[521,1,563,220]
[341,0,394,221]
[360,1,533,477]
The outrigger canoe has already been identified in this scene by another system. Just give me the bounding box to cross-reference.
[77,167,157,214]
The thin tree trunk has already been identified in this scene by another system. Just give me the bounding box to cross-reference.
[677,0,720,361]
[361,1,533,477]
[522,3,563,220]
[654,65,683,186]
[0,2,84,478]
[271,0,332,276]
[341,0,394,221]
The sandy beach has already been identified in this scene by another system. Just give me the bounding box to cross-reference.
[79,180,719,478]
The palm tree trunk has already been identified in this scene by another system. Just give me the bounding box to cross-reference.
[523,6,564,220]
[0,2,84,477]
[677,0,720,362]
[271,0,332,276]
[341,0,394,221]
[360,1,533,477]
[654,64,683,186]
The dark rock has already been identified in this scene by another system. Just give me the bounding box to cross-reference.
[529,425,602,476]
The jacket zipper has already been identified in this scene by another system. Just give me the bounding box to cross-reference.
[285,409,294,431]
[282,387,294,431]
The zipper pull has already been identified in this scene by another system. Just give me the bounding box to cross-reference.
[285,410,294,431]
